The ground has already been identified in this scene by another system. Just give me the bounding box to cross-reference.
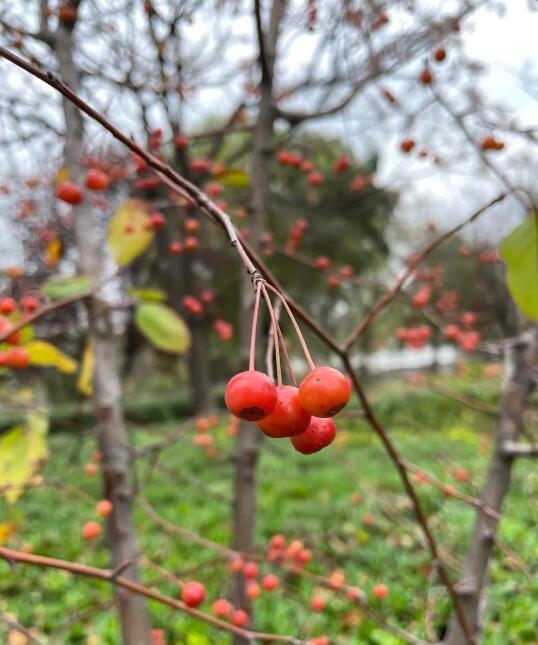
[1,370,537,644]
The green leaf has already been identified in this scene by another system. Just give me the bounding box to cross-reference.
[108,199,154,265]
[500,213,538,321]
[135,303,191,354]
[25,340,78,374]
[128,288,167,302]
[42,275,92,300]
[217,168,249,189]
[0,409,49,504]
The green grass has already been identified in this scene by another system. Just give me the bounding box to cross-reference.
[1,374,537,644]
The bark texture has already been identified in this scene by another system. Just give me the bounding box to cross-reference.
[231,0,286,633]
[55,8,152,643]
[444,327,538,644]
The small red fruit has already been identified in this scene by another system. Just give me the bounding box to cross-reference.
[57,181,84,205]
[311,595,325,611]
[181,581,206,608]
[231,609,249,627]
[0,297,17,314]
[270,534,285,549]
[256,385,311,438]
[454,467,468,482]
[184,218,199,233]
[84,462,98,476]
[246,581,261,599]
[20,296,39,312]
[420,67,433,84]
[291,417,336,455]
[184,236,199,252]
[82,521,101,541]
[169,241,183,255]
[96,499,113,517]
[243,561,259,578]
[314,256,330,270]
[150,211,165,229]
[5,347,29,368]
[228,557,244,573]
[212,598,232,618]
[333,156,350,173]
[434,47,446,62]
[262,574,279,591]
[373,583,388,599]
[299,366,351,417]
[400,139,415,154]
[85,169,109,191]
[174,133,189,150]
[306,171,325,186]
[225,370,278,421]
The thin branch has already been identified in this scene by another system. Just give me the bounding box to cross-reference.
[0,546,303,643]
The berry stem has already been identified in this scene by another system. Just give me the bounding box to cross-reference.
[272,300,297,386]
[248,282,262,371]
[264,283,316,371]
[261,285,282,386]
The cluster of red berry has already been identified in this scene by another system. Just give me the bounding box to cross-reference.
[224,281,350,453]
[0,296,40,369]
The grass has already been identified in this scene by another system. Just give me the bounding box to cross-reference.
[1,372,537,644]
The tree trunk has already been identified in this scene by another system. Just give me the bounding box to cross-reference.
[55,10,152,644]
[231,2,286,639]
[444,327,538,645]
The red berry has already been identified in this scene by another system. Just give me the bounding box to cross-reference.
[243,561,259,578]
[82,521,101,540]
[174,133,189,150]
[420,68,433,84]
[299,366,351,417]
[291,417,336,454]
[228,557,244,573]
[96,499,113,517]
[184,218,199,233]
[246,581,261,599]
[314,256,330,270]
[20,296,39,312]
[169,241,183,255]
[306,171,325,186]
[434,47,446,62]
[206,182,222,197]
[184,236,199,251]
[181,581,206,608]
[333,156,350,173]
[85,169,109,191]
[311,595,325,611]
[262,574,279,591]
[0,316,21,345]
[256,385,311,438]
[5,347,30,369]
[57,181,84,205]
[231,609,249,627]
[150,211,165,229]
[270,534,285,549]
[0,297,17,314]
[454,467,468,482]
[212,598,232,618]
[400,139,415,154]
[225,370,278,421]
[373,583,388,599]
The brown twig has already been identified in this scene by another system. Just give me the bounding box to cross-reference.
[0,546,303,643]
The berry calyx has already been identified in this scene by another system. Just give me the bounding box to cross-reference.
[298,366,351,417]
[181,581,206,608]
[256,385,311,438]
[225,370,278,421]
[291,417,336,455]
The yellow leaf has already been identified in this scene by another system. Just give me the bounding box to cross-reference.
[25,340,78,374]
[0,522,18,544]
[0,410,49,504]
[55,167,69,184]
[45,237,62,268]
[107,199,154,265]
[78,338,95,396]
